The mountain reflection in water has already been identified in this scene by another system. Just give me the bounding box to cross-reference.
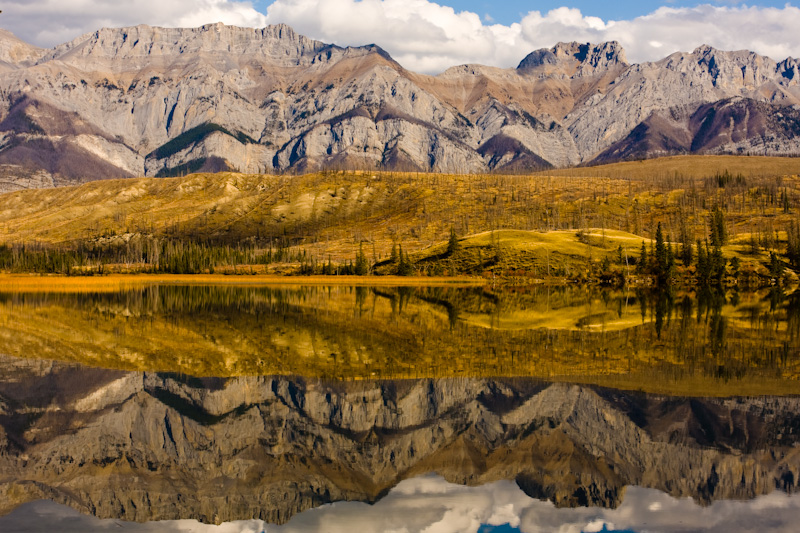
[1,284,800,531]
[1,355,800,527]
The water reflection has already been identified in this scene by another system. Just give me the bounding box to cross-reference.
[5,480,800,533]
[1,356,800,526]
[0,285,799,394]
[3,284,800,529]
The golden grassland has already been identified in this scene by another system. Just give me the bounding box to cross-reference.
[540,155,800,180]
[1,284,798,397]
[393,227,787,283]
[0,155,799,273]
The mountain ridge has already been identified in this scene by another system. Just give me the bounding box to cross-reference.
[1,23,800,192]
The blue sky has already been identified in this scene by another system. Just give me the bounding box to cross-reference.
[251,1,792,24]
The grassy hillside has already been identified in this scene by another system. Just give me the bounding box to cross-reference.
[0,156,799,279]
[542,155,800,180]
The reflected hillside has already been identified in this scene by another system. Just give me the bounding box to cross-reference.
[1,356,800,524]
[1,285,800,395]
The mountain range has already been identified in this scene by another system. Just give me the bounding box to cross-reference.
[1,23,800,192]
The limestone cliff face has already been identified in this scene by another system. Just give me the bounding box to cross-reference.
[0,29,44,69]
[1,356,799,525]
[2,25,800,192]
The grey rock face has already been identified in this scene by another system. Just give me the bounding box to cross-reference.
[595,96,800,162]
[1,356,800,524]
[0,29,45,68]
[0,165,54,193]
[518,41,628,74]
[2,26,800,191]
[39,23,331,68]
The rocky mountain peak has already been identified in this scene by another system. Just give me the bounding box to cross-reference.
[0,29,45,67]
[1,24,800,188]
[691,43,768,66]
[38,23,333,68]
[689,44,780,88]
[517,41,627,72]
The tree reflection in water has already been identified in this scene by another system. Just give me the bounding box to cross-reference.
[1,284,800,529]
[1,284,799,394]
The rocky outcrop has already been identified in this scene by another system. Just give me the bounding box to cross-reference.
[2,24,800,190]
[1,356,800,524]
[0,165,54,193]
[39,23,332,68]
[595,98,800,162]
[518,41,628,76]
[0,29,45,69]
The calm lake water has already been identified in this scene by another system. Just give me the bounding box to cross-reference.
[1,284,800,532]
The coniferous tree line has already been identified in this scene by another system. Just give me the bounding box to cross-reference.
[6,191,800,283]
[635,215,729,286]
[0,237,306,275]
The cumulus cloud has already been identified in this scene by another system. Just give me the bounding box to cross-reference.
[262,1,800,72]
[262,0,524,74]
[2,1,800,73]
[0,0,267,47]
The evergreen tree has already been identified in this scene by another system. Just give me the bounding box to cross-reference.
[654,222,667,278]
[678,216,693,267]
[787,220,800,270]
[355,242,369,275]
[638,241,649,274]
[397,245,413,276]
[447,227,460,256]
[710,206,727,248]
[680,239,693,267]
[710,243,726,283]
[600,255,611,274]
[729,256,740,277]
[666,240,676,278]
[770,251,784,279]
[696,239,709,284]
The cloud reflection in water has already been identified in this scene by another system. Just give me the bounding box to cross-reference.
[3,476,799,533]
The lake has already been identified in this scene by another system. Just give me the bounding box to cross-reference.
[1,283,799,532]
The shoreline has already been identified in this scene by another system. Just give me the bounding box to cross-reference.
[0,273,489,292]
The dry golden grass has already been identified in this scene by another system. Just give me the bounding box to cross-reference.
[0,155,798,277]
[395,228,650,279]
[540,155,800,180]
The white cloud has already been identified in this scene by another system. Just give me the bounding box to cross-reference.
[263,1,800,72]
[2,1,800,74]
[0,0,267,47]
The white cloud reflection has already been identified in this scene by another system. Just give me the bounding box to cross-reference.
[2,476,800,532]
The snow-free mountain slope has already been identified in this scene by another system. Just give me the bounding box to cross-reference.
[1,24,800,192]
